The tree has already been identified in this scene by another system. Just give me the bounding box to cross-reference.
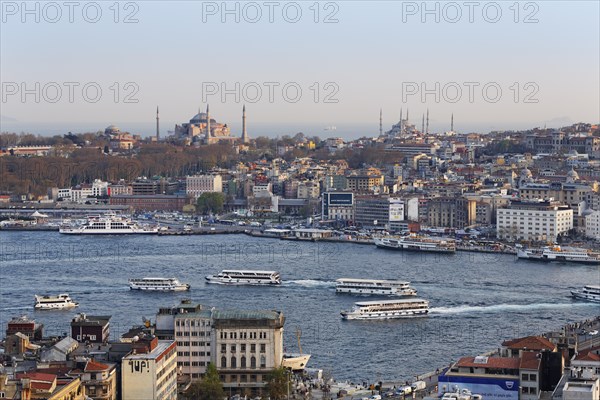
[266,367,291,400]
[196,192,225,215]
[185,363,224,400]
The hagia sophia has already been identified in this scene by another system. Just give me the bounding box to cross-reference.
[172,105,249,146]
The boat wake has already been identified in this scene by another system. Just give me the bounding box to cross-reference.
[285,279,336,288]
[2,306,33,311]
[429,302,595,315]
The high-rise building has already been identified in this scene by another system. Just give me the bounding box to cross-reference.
[121,337,177,400]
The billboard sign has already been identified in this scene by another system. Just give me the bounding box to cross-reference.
[438,375,519,400]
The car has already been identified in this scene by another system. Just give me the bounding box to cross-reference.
[369,396,382,400]
[589,330,599,335]
[397,386,412,395]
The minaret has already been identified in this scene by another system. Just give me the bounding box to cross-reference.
[426,109,429,134]
[406,109,409,123]
[451,113,454,132]
[399,108,403,134]
[156,106,159,140]
[242,105,249,143]
[379,108,383,136]
[421,113,425,134]
[206,104,211,140]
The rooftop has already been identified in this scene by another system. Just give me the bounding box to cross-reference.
[124,340,174,360]
[455,356,520,370]
[502,336,556,351]
[212,310,283,321]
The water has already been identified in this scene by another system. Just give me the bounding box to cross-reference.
[1,232,598,382]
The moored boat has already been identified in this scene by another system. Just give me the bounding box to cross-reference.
[517,245,600,264]
[282,328,310,371]
[129,277,190,291]
[205,270,281,285]
[335,278,417,296]
[571,285,600,302]
[341,298,429,320]
[34,294,79,310]
[374,234,456,253]
[59,212,158,235]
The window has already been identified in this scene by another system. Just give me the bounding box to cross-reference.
[250,356,256,368]
[241,356,246,368]
[221,356,227,368]
[522,374,529,381]
[231,345,236,353]
[260,344,266,353]
[231,356,237,368]
[260,355,266,368]
[251,344,256,353]
[221,344,226,353]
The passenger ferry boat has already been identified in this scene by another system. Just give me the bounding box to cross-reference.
[205,270,281,285]
[516,245,600,264]
[129,277,190,291]
[336,278,417,296]
[374,234,456,253]
[571,285,600,302]
[34,294,79,310]
[59,213,158,235]
[340,298,429,320]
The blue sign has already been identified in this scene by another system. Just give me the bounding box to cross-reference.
[438,374,519,400]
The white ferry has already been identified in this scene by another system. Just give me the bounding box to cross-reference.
[129,277,190,291]
[571,285,600,302]
[516,245,600,264]
[205,270,281,285]
[340,298,429,320]
[374,234,456,253]
[336,278,417,297]
[34,294,79,310]
[59,213,158,235]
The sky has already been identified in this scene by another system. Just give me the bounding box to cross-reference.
[1,1,599,139]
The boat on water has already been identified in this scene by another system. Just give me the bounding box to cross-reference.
[129,277,190,291]
[340,298,429,320]
[34,294,79,310]
[282,328,311,371]
[571,285,600,302]
[374,234,456,253]
[516,245,600,264]
[59,212,158,235]
[205,270,281,285]
[336,278,417,296]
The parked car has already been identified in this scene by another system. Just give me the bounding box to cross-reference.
[397,386,412,395]
[411,381,427,391]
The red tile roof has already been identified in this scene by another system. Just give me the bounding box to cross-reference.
[85,360,110,372]
[16,372,56,382]
[502,336,556,351]
[456,357,520,369]
[520,351,542,370]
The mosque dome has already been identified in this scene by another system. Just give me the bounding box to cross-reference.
[520,167,532,178]
[190,113,208,124]
[566,168,579,183]
[105,125,121,135]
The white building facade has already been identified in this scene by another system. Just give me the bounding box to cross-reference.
[186,175,223,198]
[497,201,573,242]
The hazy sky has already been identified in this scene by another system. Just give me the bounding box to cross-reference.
[1,1,599,138]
